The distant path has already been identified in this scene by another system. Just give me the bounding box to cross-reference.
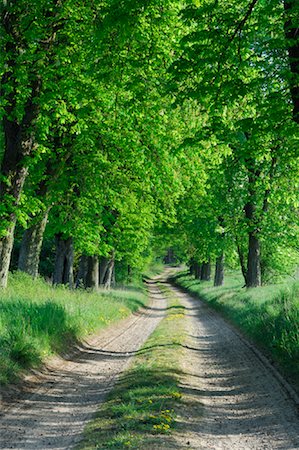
[0,277,168,450]
[167,281,299,450]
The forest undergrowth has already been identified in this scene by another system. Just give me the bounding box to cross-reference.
[0,272,147,386]
[173,271,299,392]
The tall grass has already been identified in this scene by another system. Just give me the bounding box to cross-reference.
[173,271,299,391]
[0,272,147,385]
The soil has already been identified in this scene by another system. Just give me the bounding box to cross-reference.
[0,270,298,450]
[168,281,299,450]
[0,277,167,449]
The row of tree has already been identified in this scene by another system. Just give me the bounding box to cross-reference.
[1,0,298,289]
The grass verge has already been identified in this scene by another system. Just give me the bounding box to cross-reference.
[173,270,299,392]
[0,272,147,386]
[77,284,185,449]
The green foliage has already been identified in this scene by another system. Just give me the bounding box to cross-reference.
[0,0,298,293]
[0,272,147,385]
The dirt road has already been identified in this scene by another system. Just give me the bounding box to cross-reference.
[167,281,299,450]
[0,279,167,450]
[1,272,298,450]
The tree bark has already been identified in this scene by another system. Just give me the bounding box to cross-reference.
[0,3,63,288]
[189,260,195,276]
[53,235,74,288]
[99,257,110,286]
[164,248,175,264]
[0,9,42,288]
[100,254,115,289]
[214,253,225,286]
[194,262,202,280]
[284,1,299,123]
[201,260,211,281]
[243,159,262,288]
[85,256,99,290]
[76,255,88,288]
[17,209,50,278]
[246,232,261,287]
[0,223,16,288]
[236,242,248,286]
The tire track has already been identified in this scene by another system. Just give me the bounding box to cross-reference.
[0,278,167,450]
[167,281,299,450]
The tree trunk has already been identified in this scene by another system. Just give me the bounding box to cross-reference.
[127,264,132,283]
[236,242,248,286]
[101,255,115,289]
[99,257,110,285]
[164,248,175,264]
[0,223,16,288]
[85,256,99,290]
[53,235,74,288]
[0,3,61,288]
[194,262,202,280]
[244,161,262,288]
[0,17,41,288]
[18,209,50,278]
[214,253,225,286]
[201,261,211,281]
[189,258,197,275]
[284,1,299,123]
[111,264,116,287]
[76,255,88,288]
[246,232,261,287]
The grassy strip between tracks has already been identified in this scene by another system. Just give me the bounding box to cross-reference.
[77,284,185,450]
[0,272,148,386]
[173,270,299,392]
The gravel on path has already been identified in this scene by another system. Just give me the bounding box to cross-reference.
[0,278,167,450]
[167,282,299,450]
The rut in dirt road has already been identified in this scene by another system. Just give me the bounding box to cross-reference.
[0,279,167,450]
[168,281,299,450]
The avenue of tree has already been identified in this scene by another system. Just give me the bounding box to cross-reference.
[0,0,298,289]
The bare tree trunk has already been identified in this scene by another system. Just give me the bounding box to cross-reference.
[0,163,29,288]
[201,260,211,281]
[85,256,99,290]
[194,262,202,280]
[189,258,195,276]
[99,257,109,286]
[244,160,262,288]
[111,264,116,287]
[246,232,261,287]
[236,241,248,286]
[18,209,50,278]
[0,223,16,288]
[53,235,74,288]
[244,193,261,287]
[164,248,175,264]
[214,253,224,286]
[102,255,115,289]
[76,255,88,288]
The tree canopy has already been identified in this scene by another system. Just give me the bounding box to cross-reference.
[1,0,298,289]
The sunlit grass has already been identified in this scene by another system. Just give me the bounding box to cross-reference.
[174,270,299,391]
[77,284,185,449]
[0,272,147,385]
